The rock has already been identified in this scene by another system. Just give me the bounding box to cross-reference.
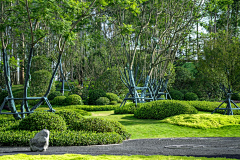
[30,129,50,152]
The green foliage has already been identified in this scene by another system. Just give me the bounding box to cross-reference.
[114,103,141,114]
[29,70,55,97]
[88,89,106,105]
[161,114,240,129]
[0,90,8,105]
[134,100,198,120]
[30,55,52,74]
[110,101,117,105]
[65,94,83,105]
[96,97,110,105]
[56,110,84,125]
[69,117,131,139]
[52,96,66,105]
[231,92,240,100]
[56,104,118,111]
[117,99,123,103]
[106,93,119,102]
[18,111,67,131]
[184,92,198,101]
[169,90,184,100]
[48,91,62,101]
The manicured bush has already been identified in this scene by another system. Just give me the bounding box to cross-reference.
[52,96,66,105]
[59,104,118,111]
[169,90,184,100]
[114,103,142,114]
[88,89,106,105]
[110,101,118,105]
[117,98,123,103]
[179,89,189,95]
[96,97,110,105]
[69,117,131,139]
[134,100,198,120]
[56,110,84,125]
[48,91,62,101]
[106,93,119,102]
[18,111,67,131]
[65,94,83,105]
[184,92,198,101]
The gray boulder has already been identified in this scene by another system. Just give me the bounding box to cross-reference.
[30,129,50,152]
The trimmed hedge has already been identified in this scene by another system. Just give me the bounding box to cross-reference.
[0,130,123,146]
[96,97,110,105]
[18,111,67,131]
[55,104,118,111]
[134,100,198,120]
[88,89,106,105]
[106,93,119,102]
[48,91,62,101]
[65,94,83,105]
[56,110,84,125]
[52,96,66,105]
[114,103,142,114]
[169,90,184,100]
[110,101,118,105]
[184,92,198,101]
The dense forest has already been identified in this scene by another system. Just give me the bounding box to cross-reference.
[1,0,240,118]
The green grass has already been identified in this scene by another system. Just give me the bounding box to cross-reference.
[87,111,240,139]
[0,154,237,160]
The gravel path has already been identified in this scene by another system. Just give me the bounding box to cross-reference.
[0,137,240,159]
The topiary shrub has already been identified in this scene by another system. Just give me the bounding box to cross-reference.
[88,89,106,105]
[110,101,117,105]
[96,97,110,105]
[114,103,142,114]
[169,89,184,100]
[106,93,119,102]
[184,92,198,101]
[70,117,131,139]
[134,100,198,120]
[65,94,83,105]
[18,111,67,131]
[56,110,84,125]
[52,96,66,105]
[48,91,62,101]
[117,99,123,103]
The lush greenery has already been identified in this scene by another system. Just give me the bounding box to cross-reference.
[65,94,84,105]
[96,97,110,105]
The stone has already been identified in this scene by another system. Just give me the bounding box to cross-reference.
[30,129,50,152]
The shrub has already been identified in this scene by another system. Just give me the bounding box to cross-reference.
[117,99,123,103]
[179,89,189,95]
[231,92,240,100]
[18,111,67,131]
[29,70,55,97]
[169,90,184,100]
[88,89,106,105]
[96,97,110,105]
[52,96,66,105]
[134,100,198,120]
[48,91,62,101]
[110,101,118,105]
[69,85,83,97]
[0,90,8,105]
[60,105,118,111]
[114,103,142,114]
[65,94,83,105]
[184,92,198,101]
[56,110,84,125]
[70,117,131,139]
[106,93,119,102]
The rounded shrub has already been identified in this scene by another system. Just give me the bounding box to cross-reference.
[65,94,83,105]
[96,97,110,105]
[110,101,118,105]
[48,91,62,101]
[56,110,84,125]
[106,93,119,102]
[114,103,142,114]
[184,92,198,101]
[169,90,184,100]
[117,99,123,103]
[52,96,66,105]
[18,111,67,131]
[88,89,106,105]
[134,100,198,120]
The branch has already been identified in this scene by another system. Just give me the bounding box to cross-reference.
[25,0,34,46]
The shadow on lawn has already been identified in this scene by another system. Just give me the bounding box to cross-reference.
[118,115,162,126]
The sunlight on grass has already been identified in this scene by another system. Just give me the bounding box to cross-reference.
[0,154,236,160]
[161,114,240,129]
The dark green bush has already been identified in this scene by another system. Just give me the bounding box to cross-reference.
[88,89,106,105]
[96,97,110,105]
[134,100,198,120]
[0,90,8,105]
[18,111,67,131]
[48,91,62,101]
[70,117,131,139]
[231,92,240,100]
[106,93,119,102]
[56,110,84,125]
[179,89,189,95]
[169,90,184,100]
[52,96,66,105]
[110,101,118,105]
[65,94,83,105]
[114,103,142,114]
[184,92,198,101]
[0,130,123,146]
[59,105,118,111]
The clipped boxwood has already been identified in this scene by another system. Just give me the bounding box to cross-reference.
[134,100,198,120]
[96,97,110,105]
[56,110,84,125]
[18,111,67,131]
[48,91,62,101]
[60,105,118,111]
[169,90,184,100]
[106,93,119,102]
[65,94,83,105]
[52,96,66,105]
[110,101,118,105]
[114,103,142,114]
[184,92,198,101]
[88,89,106,105]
